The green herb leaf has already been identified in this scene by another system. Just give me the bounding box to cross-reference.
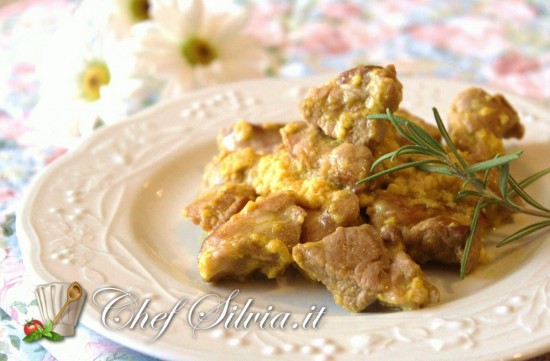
[415,164,456,176]
[497,220,550,247]
[358,159,446,184]
[460,199,485,278]
[499,163,510,201]
[516,166,550,190]
[23,331,42,342]
[404,120,446,154]
[369,111,447,154]
[45,331,64,341]
[432,108,469,170]
[455,190,486,202]
[508,175,550,212]
[369,145,445,173]
[44,320,53,332]
[462,176,483,189]
[466,151,523,174]
[369,112,418,145]
[370,151,399,172]
[393,144,446,159]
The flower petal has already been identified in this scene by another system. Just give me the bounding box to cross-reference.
[150,0,203,37]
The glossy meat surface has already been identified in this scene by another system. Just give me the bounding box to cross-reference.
[182,183,256,232]
[198,193,306,282]
[300,65,403,147]
[448,87,524,162]
[292,224,435,311]
[367,179,485,273]
[217,120,284,155]
[281,122,373,191]
[300,190,362,243]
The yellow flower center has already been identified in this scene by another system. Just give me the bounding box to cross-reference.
[181,36,217,66]
[80,62,111,101]
[129,0,150,22]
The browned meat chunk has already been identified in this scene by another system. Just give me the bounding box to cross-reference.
[281,122,373,191]
[446,87,524,224]
[382,249,438,309]
[217,120,284,155]
[182,183,257,232]
[401,216,484,274]
[367,193,484,273]
[448,87,524,162]
[301,190,362,243]
[368,193,437,230]
[300,65,403,147]
[198,193,306,282]
[292,224,435,312]
[281,122,339,169]
[448,87,524,139]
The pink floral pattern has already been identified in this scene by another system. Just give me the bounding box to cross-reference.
[1,0,549,360]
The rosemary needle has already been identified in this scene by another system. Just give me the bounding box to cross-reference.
[357,108,550,278]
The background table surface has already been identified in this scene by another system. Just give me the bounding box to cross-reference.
[1,0,549,360]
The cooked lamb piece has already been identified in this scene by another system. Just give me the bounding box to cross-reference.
[182,183,257,232]
[401,215,484,274]
[382,248,438,309]
[300,65,403,147]
[368,193,436,229]
[446,87,524,223]
[198,193,306,282]
[217,120,284,155]
[367,193,485,273]
[300,190,363,243]
[292,224,435,312]
[447,87,524,162]
[281,122,339,168]
[281,122,374,190]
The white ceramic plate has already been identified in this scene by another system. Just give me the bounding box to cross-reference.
[18,76,550,361]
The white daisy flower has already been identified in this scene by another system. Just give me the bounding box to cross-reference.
[107,0,152,38]
[131,0,269,97]
[31,20,152,144]
[73,0,151,40]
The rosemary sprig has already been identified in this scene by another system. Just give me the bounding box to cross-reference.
[357,108,550,278]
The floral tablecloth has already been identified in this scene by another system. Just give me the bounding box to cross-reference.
[1,0,549,360]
